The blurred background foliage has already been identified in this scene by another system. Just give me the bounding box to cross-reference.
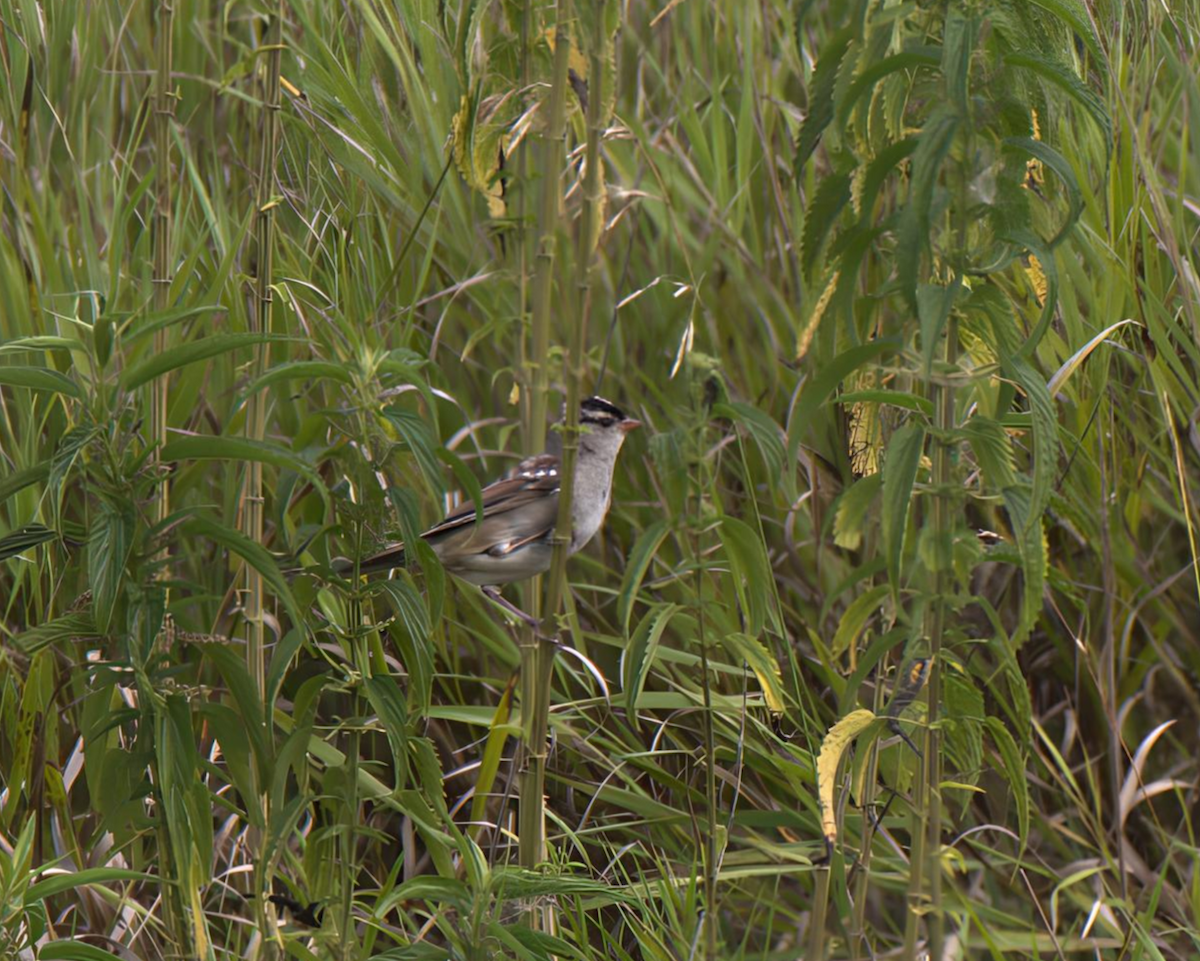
[2,0,1199,958]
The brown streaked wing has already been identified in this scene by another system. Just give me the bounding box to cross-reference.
[422,453,561,539]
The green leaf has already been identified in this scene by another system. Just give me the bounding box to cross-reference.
[918,279,962,378]
[119,332,296,391]
[837,49,940,126]
[88,501,134,634]
[832,473,881,551]
[0,366,80,398]
[896,111,959,309]
[182,516,303,633]
[0,462,49,506]
[161,435,328,510]
[617,518,671,638]
[882,423,926,595]
[622,603,682,715]
[1025,0,1105,66]
[12,612,100,655]
[718,515,776,636]
[1005,52,1110,145]
[241,359,353,396]
[795,26,855,174]
[198,641,271,786]
[37,940,129,961]
[381,406,445,501]
[714,402,786,491]
[963,416,1018,491]
[985,716,1030,857]
[786,340,898,473]
[722,632,785,712]
[364,674,410,792]
[26,867,155,904]
[1003,137,1083,249]
[801,172,851,280]
[941,11,979,113]
[830,583,891,659]
[0,524,56,561]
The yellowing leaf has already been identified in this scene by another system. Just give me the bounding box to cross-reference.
[797,270,839,361]
[818,709,877,845]
[722,632,785,713]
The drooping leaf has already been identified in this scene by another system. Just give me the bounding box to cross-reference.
[817,708,879,846]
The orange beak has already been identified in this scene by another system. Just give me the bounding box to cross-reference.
[619,418,642,434]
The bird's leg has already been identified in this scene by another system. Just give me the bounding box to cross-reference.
[481,586,540,629]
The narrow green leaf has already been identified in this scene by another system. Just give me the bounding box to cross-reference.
[830,583,891,658]
[722,632,785,712]
[801,172,851,280]
[183,516,302,633]
[119,332,295,391]
[364,674,410,792]
[161,435,328,509]
[795,26,855,173]
[985,716,1030,855]
[0,462,49,506]
[241,360,353,396]
[718,515,776,636]
[617,518,671,638]
[88,501,134,634]
[785,340,898,474]
[0,524,56,561]
[622,603,682,715]
[0,366,80,398]
[882,423,926,594]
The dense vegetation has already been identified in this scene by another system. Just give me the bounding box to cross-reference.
[2,0,1197,958]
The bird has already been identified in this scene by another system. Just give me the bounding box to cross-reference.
[343,396,641,624]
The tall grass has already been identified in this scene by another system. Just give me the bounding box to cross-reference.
[2,1,1200,959]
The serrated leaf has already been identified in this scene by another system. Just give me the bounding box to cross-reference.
[795,26,855,173]
[1005,52,1110,145]
[88,501,134,634]
[1025,0,1104,66]
[718,516,776,636]
[818,708,879,845]
[801,172,851,280]
[786,340,898,474]
[882,423,926,595]
[722,632,785,713]
[964,416,1018,490]
[617,518,671,638]
[837,49,940,126]
[896,111,960,309]
[364,674,410,792]
[985,715,1030,857]
[918,279,962,377]
[621,603,682,715]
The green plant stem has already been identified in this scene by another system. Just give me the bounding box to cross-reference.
[519,0,573,881]
[245,9,284,957]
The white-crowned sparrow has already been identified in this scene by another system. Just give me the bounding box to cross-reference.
[348,396,640,622]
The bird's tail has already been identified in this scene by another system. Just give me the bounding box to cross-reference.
[332,543,407,576]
